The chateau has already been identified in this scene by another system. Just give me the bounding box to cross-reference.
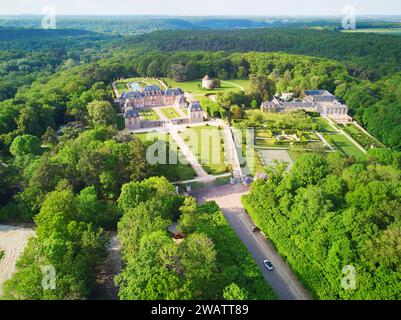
[261,90,352,124]
[120,85,184,109]
[120,83,204,129]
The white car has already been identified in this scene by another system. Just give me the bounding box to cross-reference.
[263,259,274,271]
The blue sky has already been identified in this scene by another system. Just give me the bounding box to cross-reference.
[1,0,401,16]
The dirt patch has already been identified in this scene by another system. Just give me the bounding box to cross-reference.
[0,224,35,296]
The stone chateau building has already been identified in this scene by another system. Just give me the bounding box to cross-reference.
[120,83,204,129]
[261,90,352,124]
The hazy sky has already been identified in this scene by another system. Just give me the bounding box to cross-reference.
[1,0,401,16]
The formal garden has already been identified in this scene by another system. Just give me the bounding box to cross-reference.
[231,109,370,172]
[134,132,196,181]
[138,108,159,121]
[340,123,385,150]
[161,107,181,119]
[180,125,228,175]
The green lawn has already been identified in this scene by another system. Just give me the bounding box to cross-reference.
[221,79,251,91]
[162,78,249,94]
[180,125,227,175]
[134,132,196,181]
[312,117,336,133]
[139,108,159,121]
[116,82,129,93]
[161,107,180,119]
[314,118,366,161]
[324,132,366,161]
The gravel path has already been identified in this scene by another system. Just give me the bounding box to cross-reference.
[0,224,35,296]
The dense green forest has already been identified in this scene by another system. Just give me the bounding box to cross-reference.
[126,28,401,79]
[116,177,275,300]
[0,28,114,102]
[243,151,401,299]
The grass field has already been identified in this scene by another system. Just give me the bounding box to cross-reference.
[315,118,366,161]
[180,125,227,175]
[343,28,401,36]
[116,82,129,93]
[324,132,366,161]
[161,107,180,119]
[162,78,249,94]
[139,108,159,121]
[134,132,196,181]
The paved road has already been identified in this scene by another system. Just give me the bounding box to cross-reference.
[194,184,312,300]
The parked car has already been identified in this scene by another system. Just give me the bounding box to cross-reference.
[263,259,274,271]
[250,226,259,232]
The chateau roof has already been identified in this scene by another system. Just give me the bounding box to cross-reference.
[144,85,161,92]
[125,108,140,118]
[122,91,143,99]
[304,90,336,102]
[188,101,203,112]
[165,88,183,96]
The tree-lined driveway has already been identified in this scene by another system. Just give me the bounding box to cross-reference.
[193,184,312,300]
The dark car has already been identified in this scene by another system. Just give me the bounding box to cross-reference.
[250,226,259,232]
[263,259,274,271]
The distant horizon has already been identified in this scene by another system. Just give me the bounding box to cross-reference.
[1,14,401,18]
[1,0,401,16]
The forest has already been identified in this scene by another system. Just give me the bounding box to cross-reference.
[124,28,401,79]
[243,151,401,299]
[1,21,401,300]
[116,177,275,300]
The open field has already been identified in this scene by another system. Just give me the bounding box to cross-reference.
[180,125,227,175]
[161,107,180,119]
[324,132,366,161]
[343,28,401,36]
[162,78,249,94]
[134,132,196,181]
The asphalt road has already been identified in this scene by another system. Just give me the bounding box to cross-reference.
[194,184,312,300]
